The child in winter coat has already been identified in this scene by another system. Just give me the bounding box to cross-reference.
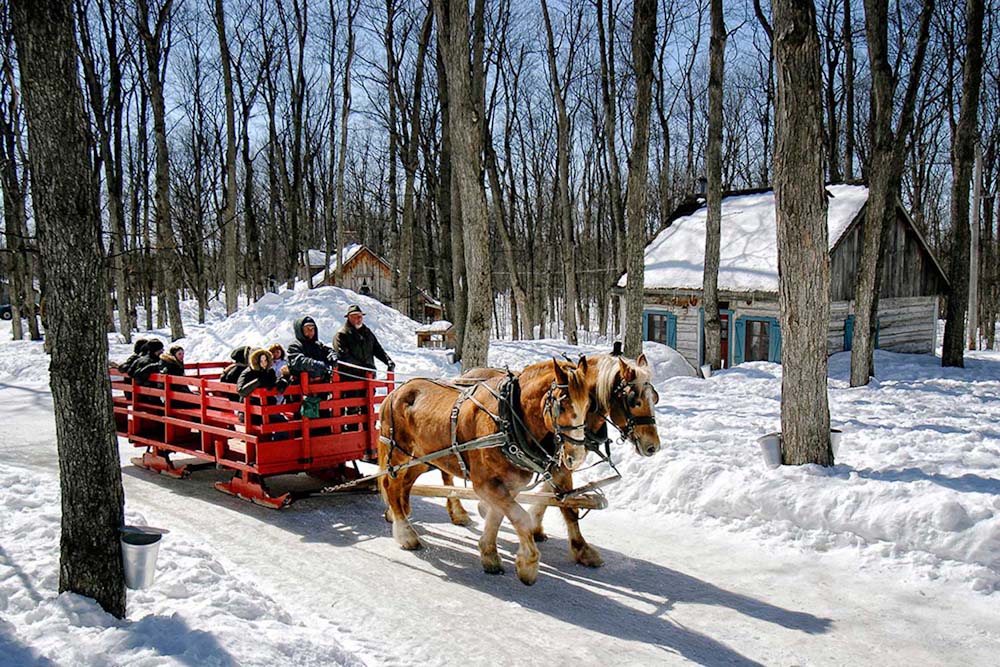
[237,348,290,429]
[268,343,288,404]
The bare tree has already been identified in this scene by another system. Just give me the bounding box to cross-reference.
[433,0,491,369]
[540,0,581,345]
[11,0,126,617]
[849,0,933,386]
[624,0,657,357]
[942,0,986,366]
[214,0,239,313]
[136,0,183,339]
[703,0,725,371]
[772,0,832,466]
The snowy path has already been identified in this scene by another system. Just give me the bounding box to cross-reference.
[4,376,997,667]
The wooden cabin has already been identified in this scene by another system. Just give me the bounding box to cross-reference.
[416,321,456,349]
[617,184,948,369]
[307,244,444,323]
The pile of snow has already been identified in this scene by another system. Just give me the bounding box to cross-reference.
[580,349,1000,593]
[0,464,368,667]
[620,183,868,292]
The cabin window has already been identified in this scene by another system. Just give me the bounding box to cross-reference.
[643,310,677,348]
[745,320,771,362]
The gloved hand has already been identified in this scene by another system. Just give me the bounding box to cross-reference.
[386,360,396,371]
[275,377,289,394]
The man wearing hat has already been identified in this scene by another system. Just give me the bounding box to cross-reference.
[333,304,394,378]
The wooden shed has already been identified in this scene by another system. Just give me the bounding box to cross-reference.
[309,244,444,323]
[416,321,456,349]
[617,184,948,369]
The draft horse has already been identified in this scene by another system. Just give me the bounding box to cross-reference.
[443,353,661,567]
[378,358,592,585]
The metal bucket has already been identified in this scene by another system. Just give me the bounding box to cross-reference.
[120,528,162,590]
[830,429,843,456]
[700,364,713,379]
[756,433,782,468]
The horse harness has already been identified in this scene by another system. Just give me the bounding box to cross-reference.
[378,371,586,491]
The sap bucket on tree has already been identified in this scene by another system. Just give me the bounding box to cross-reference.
[120,526,166,590]
[757,430,844,468]
[756,432,782,468]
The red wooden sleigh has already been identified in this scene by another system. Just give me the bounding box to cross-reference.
[111,362,393,508]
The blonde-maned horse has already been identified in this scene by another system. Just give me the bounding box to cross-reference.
[442,353,660,567]
[378,358,591,585]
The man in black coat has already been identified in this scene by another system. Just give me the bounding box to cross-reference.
[287,315,337,380]
[332,305,393,379]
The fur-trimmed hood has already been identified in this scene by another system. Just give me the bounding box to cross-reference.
[249,348,273,371]
[159,352,183,368]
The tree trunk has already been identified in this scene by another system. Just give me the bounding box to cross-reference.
[11,0,126,618]
[334,0,359,285]
[214,0,239,315]
[843,0,855,180]
[849,0,933,386]
[942,0,985,367]
[624,0,656,358]
[137,0,183,340]
[703,0,726,371]
[771,0,833,466]
[540,0,579,346]
[433,0,491,370]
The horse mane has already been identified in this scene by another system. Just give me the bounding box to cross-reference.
[593,354,652,413]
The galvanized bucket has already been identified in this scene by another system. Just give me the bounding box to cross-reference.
[120,527,163,590]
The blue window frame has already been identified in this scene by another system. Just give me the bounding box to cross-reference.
[643,309,677,348]
[844,315,880,351]
[733,316,782,364]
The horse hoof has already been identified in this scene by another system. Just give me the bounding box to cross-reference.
[573,544,604,568]
[393,522,422,550]
[449,511,473,527]
[532,530,548,542]
[516,568,538,586]
[481,554,504,575]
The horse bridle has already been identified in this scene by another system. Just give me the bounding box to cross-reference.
[543,381,588,466]
[610,377,658,446]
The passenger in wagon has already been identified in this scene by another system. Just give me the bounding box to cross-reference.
[128,338,166,406]
[333,305,393,432]
[157,344,194,395]
[219,345,252,385]
[267,343,288,404]
[113,338,150,374]
[237,348,290,436]
[333,304,394,378]
[287,316,337,380]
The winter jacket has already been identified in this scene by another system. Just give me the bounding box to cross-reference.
[117,339,150,375]
[237,349,289,398]
[237,349,289,427]
[219,345,252,385]
[157,352,193,395]
[287,316,337,380]
[130,349,165,386]
[333,322,391,377]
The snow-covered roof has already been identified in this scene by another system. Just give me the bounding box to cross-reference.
[618,184,868,293]
[306,244,363,269]
[416,320,453,333]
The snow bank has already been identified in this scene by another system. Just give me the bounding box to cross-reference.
[581,349,1000,593]
[0,464,369,666]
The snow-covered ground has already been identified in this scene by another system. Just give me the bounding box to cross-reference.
[1,287,998,666]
